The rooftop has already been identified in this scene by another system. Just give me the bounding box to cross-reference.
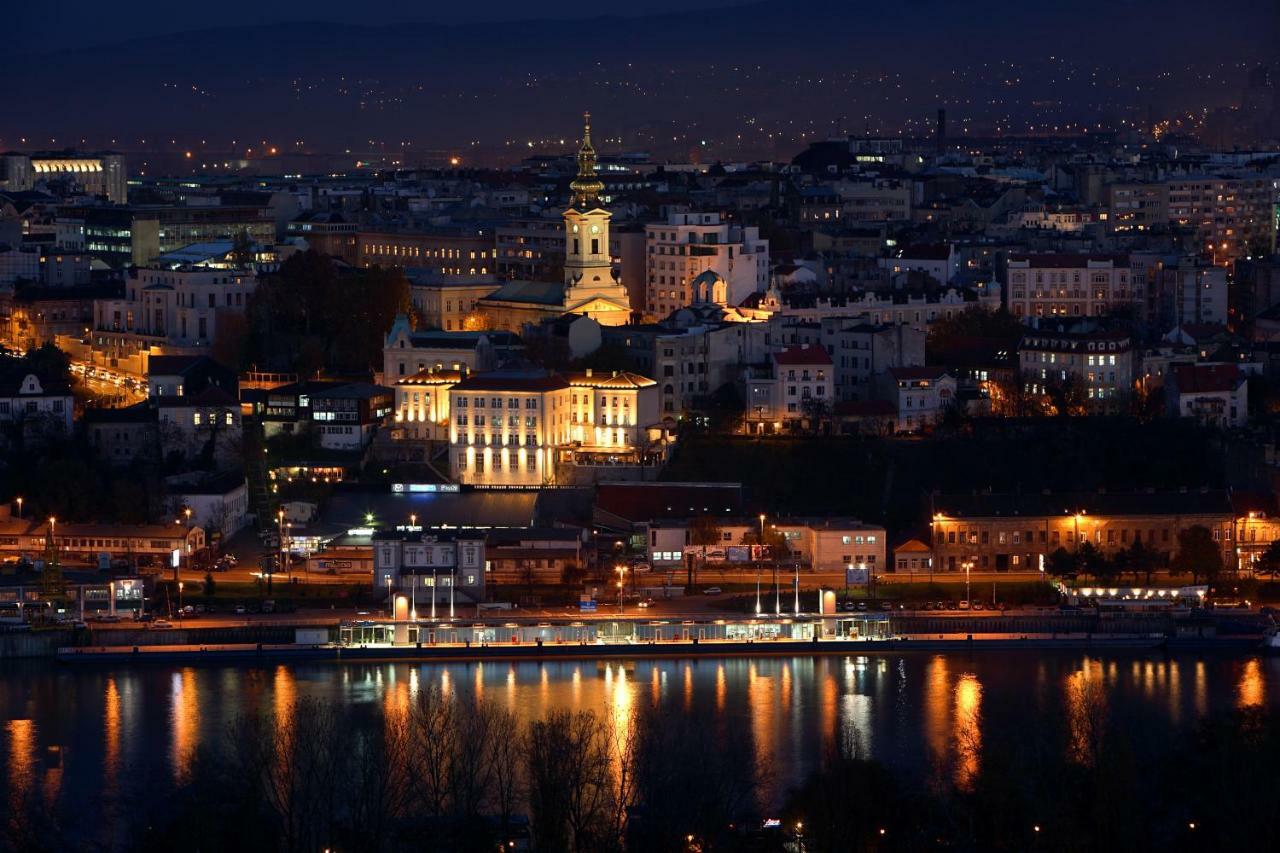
[933,489,1232,519]
[773,345,833,366]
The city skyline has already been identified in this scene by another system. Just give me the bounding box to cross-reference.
[4,3,1280,849]
[4,0,1278,165]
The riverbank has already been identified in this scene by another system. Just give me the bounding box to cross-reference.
[54,630,1269,665]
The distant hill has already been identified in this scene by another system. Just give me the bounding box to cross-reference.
[4,0,1275,158]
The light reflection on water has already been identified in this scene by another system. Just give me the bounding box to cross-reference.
[2,652,1278,842]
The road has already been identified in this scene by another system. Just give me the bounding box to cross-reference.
[95,595,1078,632]
[70,362,147,406]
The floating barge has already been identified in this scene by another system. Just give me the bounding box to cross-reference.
[55,614,1179,664]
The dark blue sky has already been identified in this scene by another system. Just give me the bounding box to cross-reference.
[14,0,747,49]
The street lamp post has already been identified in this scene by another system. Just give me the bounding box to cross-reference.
[178,581,184,625]
[431,566,437,620]
[616,564,627,613]
[756,514,766,615]
[963,560,972,609]
[15,496,22,519]
[449,567,455,620]
[385,575,392,617]
[793,559,801,614]
[772,526,780,616]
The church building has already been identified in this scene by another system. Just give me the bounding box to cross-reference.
[477,114,633,330]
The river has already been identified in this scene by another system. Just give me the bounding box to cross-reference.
[1,651,1276,844]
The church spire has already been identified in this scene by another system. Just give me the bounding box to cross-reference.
[569,111,605,208]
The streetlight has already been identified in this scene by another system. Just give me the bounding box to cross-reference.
[771,525,781,616]
[963,560,972,610]
[756,514,766,615]
[616,564,627,612]
[385,575,393,617]
[410,512,417,528]
[276,509,286,593]
[178,581,184,624]
[793,559,801,614]
[15,496,22,518]
[431,565,437,620]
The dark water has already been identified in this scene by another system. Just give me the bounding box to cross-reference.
[2,652,1277,843]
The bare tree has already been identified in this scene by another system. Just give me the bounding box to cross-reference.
[229,697,350,853]
[525,709,618,853]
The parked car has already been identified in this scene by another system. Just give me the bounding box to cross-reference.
[841,601,857,612]
[637,598,654,609]
[151,619,174,629]
[958,600,970,610]
[234,604,247,615]
[701,587,722,595]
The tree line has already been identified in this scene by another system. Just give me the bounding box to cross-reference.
[218,250,412,377]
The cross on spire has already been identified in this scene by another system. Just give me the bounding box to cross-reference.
[570,110,604,208]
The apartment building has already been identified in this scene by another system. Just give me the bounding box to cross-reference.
[1165,364,1248,428]
[1018,327,1133,414]
[1165,175,1277,266]
[86,266,257,376]
[1006,254,1137,319]
[1106,183,1167,232]
[835,178,913,223]
[356,226,495,276]
[645,212,769,316]
[1159,257,1228,328]
[744,344,834,433]
[881,367,957,432]
[930,490,1236,573]
[310,383,394,450]
[649,517,887,574]
[0,372,73,435]
[285,212,358,261]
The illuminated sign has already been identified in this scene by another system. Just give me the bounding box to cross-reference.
[391,483,460,494]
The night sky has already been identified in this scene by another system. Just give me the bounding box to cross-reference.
[11,0,747,50]
[6,0,1279,163]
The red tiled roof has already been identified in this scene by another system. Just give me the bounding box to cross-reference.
[1170,363,1243,394]
[773,345,832,366]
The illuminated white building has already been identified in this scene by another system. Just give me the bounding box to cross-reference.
[448,368,663,487]
[393,368,464,441]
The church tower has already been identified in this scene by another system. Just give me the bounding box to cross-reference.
[561,113,630,324]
